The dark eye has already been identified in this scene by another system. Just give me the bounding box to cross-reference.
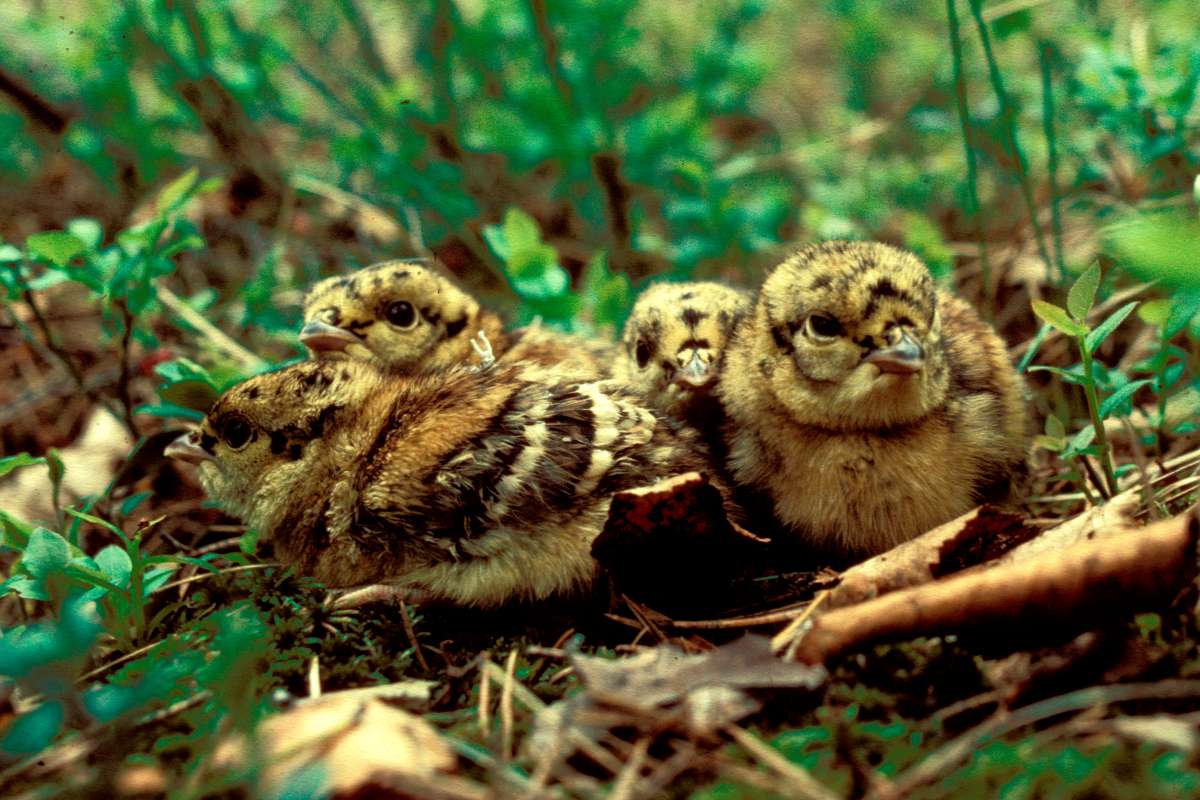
[385,301,417,328]
[805,314,843,340]
[219,415,253,450]
[635,340,652,368]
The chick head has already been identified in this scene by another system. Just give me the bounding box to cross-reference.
[165,360,378,530]
[617,282,749,412]
[750,241,948,430]
[301,260,484,372]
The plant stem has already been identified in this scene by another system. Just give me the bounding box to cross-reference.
[946,0,993,316]
[967,0,1054,279]
[1070,458,1099,506]
[1078,338,1120,497]
[1039,39,1066,282]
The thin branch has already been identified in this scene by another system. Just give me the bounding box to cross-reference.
[527,0,575,111]
[967,0,1054,279]
[155,284,267,373]
[115,299,139,436]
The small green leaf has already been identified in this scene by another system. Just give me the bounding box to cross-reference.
[1099,379,1153,418]
[22,528,71,579]
[1084,301,1138,352]
[1067,263,1101,321]
[66,218,103,250]
[119,492,154,518]
[158,379,221,413]
[1033,435,1064,452]
[1165,292,1200,338]
[1028,365,1088,386]
[1138,299,1171,327]
[26,231,86,267]
[1031,300,1088,337]
[1,701,65,756]
[0,453,45,478]
[134,403,205,422]
[94,545,133,590]
[1045,415,1066,438]
[239,529,260,555]
[157,167,199,214]
[1063,425,1097,456]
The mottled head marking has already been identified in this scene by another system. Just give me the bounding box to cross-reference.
[749,240,949,430]
[616,281,750,414]
[301,259,490,372]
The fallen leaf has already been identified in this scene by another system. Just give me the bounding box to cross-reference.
[213,689,484,800]
[825,506,1031,610]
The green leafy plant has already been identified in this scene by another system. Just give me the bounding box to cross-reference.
[1031,263,1144,498]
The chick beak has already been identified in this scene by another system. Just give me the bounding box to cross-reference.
[865,332,924,375]
[165,432,216,465]
[673,350,715,389]
[299,320,361,354]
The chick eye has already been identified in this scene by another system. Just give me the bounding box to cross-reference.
[218,415,253,450]
[635,340,652,369]
[805,314,843,340]
[385,301,417,329]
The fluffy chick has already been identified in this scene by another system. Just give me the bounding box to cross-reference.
[165,359,711,607]
[302,259,611,379]
[614,282,751,420]
[719,241,1027,556]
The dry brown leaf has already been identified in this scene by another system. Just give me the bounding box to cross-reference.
[825,506,1032,610]
[791,510,1198,665]
[0,410,133,525]
[999,489,1141,564]
[212,689,484,800]
[571,635,824,736]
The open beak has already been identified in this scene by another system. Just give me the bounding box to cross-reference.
[673,350,715,389]
[865,332,924,375]
[300,320,361,354]
[165,432,216,465]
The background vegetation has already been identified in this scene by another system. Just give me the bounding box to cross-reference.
[1,0,1199,796]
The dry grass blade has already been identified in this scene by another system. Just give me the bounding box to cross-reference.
[608,737,651,800]
[500,647,519,762]
[478,651,493,736]
[725,724,839,800]
[306,655,321,698]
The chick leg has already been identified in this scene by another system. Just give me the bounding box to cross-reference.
[327,583,430,610]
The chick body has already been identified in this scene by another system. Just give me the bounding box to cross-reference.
[168,360,711,607]
[719,241,1026,555]
[614,281,750,420]
[301,260,611,379]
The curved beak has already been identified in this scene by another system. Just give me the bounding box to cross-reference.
[673,350,716,389]
[165,432,215,465]
[865,332,924,375]
[300,320,361,354]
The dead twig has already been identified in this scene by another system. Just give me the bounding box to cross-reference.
[399,600,431,673]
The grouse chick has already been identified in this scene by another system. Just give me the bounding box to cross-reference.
[302,260,611,379]
[718,241,1027,556]
[614,281,751,420]
[165,359,711,607]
